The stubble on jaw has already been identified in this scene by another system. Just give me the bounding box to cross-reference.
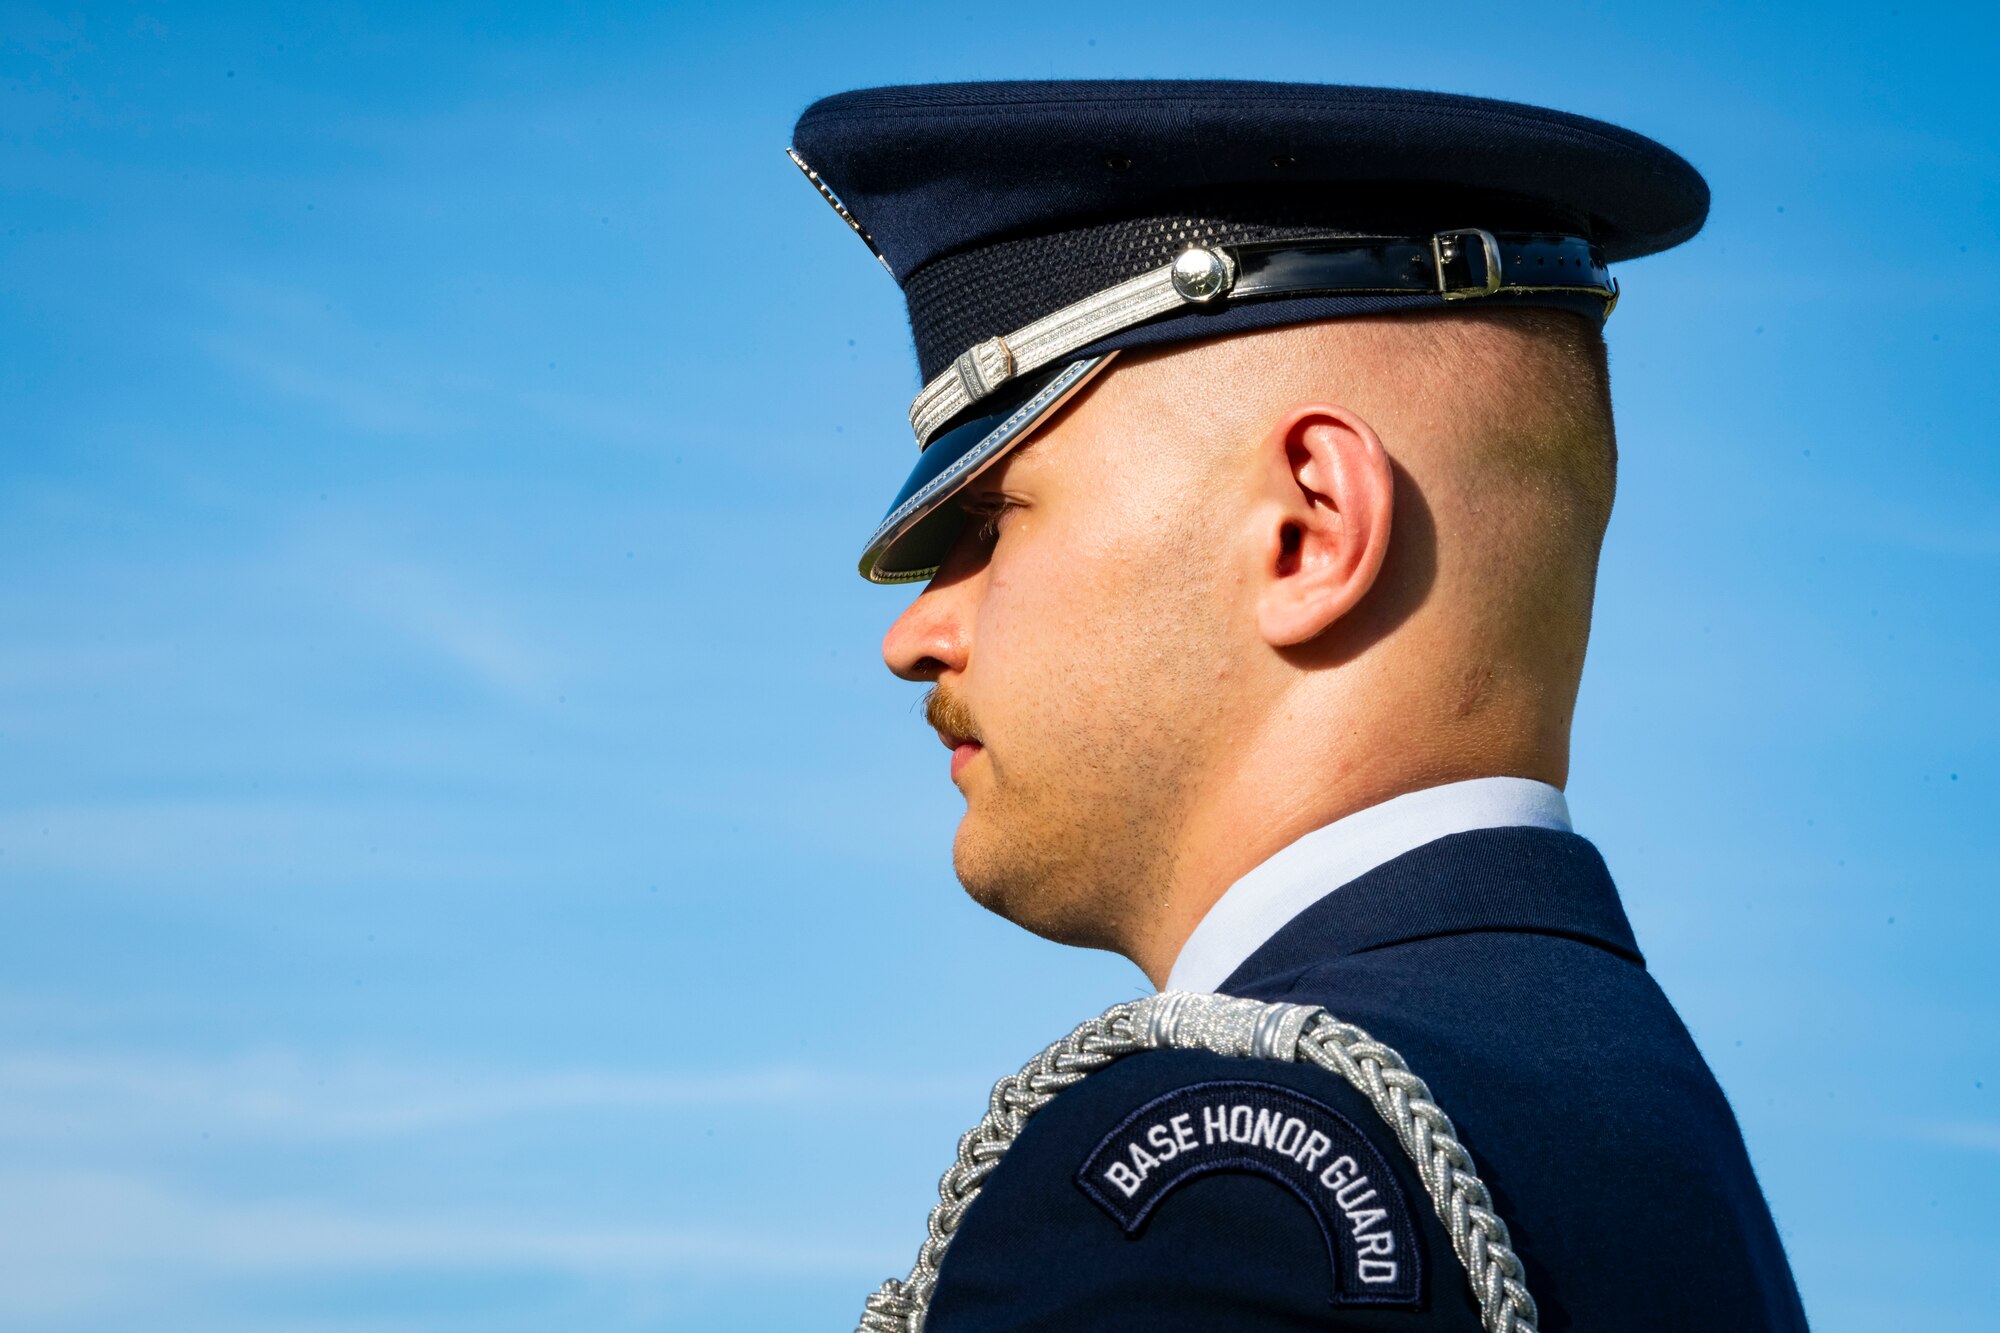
[952,710,1193,955]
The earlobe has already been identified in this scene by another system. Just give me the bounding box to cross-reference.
[1255,405,1394,648]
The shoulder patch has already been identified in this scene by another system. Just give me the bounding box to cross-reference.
[1074,1078,1423,1308]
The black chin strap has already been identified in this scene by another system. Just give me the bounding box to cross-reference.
[1229,230,1616,312]
[910,229,1616,448]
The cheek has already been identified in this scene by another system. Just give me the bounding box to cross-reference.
[979,508,1141,663]
[972,562,1092,720]
[973,509,1193,730]
[964,538,1115,741]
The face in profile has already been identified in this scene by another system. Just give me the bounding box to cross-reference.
[882,310,1613,964]
[884,363,1244,954]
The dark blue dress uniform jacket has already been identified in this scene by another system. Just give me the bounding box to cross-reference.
[924,827,1810,1331]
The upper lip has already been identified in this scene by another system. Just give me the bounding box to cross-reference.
[936,728,979,750]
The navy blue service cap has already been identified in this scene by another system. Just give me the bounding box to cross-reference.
[786,80,1709,583]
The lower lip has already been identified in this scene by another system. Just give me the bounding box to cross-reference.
[950,741,983,780]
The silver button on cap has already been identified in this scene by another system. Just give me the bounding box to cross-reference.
[1170,246,1232,302]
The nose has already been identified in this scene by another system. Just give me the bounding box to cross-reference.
[882,577,972,683]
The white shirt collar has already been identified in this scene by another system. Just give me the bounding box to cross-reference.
[1161,777,1573,994]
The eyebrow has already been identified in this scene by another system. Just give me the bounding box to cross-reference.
[955,439,1045,507]
[985,434,1046,479]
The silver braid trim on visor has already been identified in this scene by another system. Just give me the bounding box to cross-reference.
[859,355,1114,584]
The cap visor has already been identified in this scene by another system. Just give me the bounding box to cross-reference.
[857,354,1113,583]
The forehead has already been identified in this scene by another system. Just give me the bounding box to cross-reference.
[972,372,1218,515]
[963,368,1145,492]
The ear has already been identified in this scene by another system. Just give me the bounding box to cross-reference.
[1252,403,1395,648]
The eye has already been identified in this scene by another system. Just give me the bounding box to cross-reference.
[964,498,1017,544]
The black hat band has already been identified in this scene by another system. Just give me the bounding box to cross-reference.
[907,230,1615,449]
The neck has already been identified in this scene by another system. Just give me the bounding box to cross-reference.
[1122,691,1569,987]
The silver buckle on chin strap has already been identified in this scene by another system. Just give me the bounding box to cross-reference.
[1433,227,1504,300]
[951,336,1015,402]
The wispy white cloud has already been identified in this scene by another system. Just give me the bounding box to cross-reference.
[194,274,692,456]
[257,508,570,705]
[0,1045,952,1321]
[1906,1119,2000,1154]
[0,797,341,879]
[0,10,88,66]
[0,1169,895,1321]
[1873,510,2000,560]
[0,794,550,886]
[194,273,488,438]
[0,642,178,693]
[202,332,469,437]
[326,554,564,703]
[0,1047,969,1141]
[517,388,675,451]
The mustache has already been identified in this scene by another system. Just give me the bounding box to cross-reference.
[923,684,982,745]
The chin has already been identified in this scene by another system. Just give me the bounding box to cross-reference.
[953,823,1122,952]
[951,821,1025,920]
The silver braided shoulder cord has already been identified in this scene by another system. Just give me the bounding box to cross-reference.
[858,991,1538,1333]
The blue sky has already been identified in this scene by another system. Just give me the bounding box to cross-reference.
[2,1,1995,1329]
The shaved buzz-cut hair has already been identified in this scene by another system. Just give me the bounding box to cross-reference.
[1099,305,1625,742]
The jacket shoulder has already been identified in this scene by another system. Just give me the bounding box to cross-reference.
[924,1045,1486,1333]
[1245,934,1810,1332]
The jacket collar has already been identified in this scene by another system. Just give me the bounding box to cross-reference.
[1219,826,1642,994]
[1165,778,1572,992]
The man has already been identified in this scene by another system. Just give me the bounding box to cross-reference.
[790,81,1808,1331]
